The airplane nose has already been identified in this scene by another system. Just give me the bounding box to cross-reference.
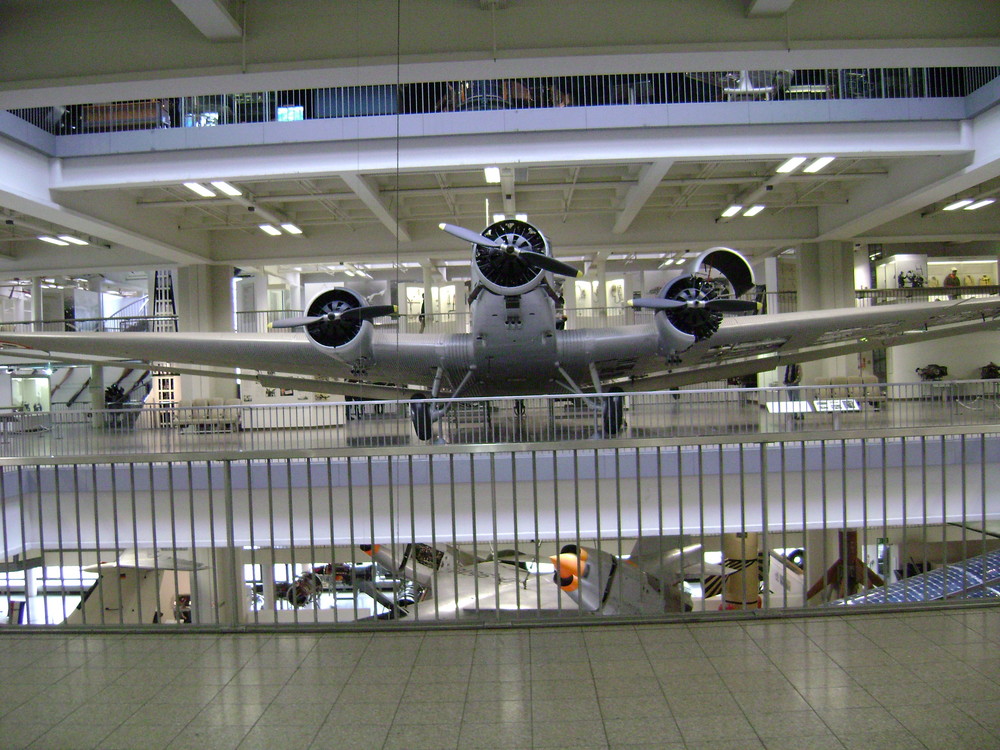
[550,546,589,591]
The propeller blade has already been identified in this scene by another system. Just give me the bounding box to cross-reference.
[517,250,582,278]
[627,297,686,311]
[705,299,759,313]
[439,223,501,248]
[338,305,398,322]
[269,315,323,329]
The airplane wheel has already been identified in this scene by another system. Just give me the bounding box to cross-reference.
[602,386,625,435]
[410,393,433,441]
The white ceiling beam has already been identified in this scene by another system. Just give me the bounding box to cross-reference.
[612,159,674,234]
[170,0,242,41]
[745,0,797,17]
[0,138,210,266]
[339,173,411,242]
[818,107,1000,240]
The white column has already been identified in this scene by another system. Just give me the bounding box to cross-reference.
[89,365,105,428]
[30,277,43,331]
[175,265,237,400]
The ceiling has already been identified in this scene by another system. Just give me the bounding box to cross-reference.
[0,0,998,285]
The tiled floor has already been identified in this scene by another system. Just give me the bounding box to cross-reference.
[1,608,998,749]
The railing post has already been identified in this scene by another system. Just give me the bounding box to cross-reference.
[222,459,242,629]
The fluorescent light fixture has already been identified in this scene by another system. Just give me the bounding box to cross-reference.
[743,205,766,217]
[280,223,303,234]
[721,204,743,217]
[943,199,973,211]
[776,157,807,173]
[57,235,88,245]
[803,156,835,173]
[484,167,501,184]
[515,213,528,221]
[210,181,241,196]
[183,182,216,198]
[492,213,506,223]
[38,235,69,246]
[660,258,675,266]
[964,198,995,211]
[344,269,355,277]
[258,224,281,236]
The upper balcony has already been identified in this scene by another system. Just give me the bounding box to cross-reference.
[5,66,999,158]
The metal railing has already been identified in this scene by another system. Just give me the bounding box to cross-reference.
[1,427,997,628]
[8,66,999,136]
[0,314,177,334]
[3,380,1000,459]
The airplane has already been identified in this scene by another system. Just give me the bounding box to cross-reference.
[3,217,1000,439]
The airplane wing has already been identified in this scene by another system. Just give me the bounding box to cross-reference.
[0,329,452,399]
[2,297,999,396]
[556,296,1000,389]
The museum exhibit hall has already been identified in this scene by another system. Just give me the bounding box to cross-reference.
[0,1,999,748]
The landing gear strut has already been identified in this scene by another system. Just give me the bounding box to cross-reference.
[410,393,433,441]
[602,386,625,435]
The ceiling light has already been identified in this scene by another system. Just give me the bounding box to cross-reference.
[660,258,675,266]
[484,167,501,184]
[776,157,807,173]
[344,269,355,277]
[183,182,216,198]
[38,235,69,246]
[803,156,835,173]
[515,213,527,221]
[258,224,281,236]
[743,205,766,217]
[943,199,973,211]
[210,181,241,196]
[964,198,995,211]
[280,223,303,234]
[492,213,506,223]
[721,205,743,218]
[57,235,88,245]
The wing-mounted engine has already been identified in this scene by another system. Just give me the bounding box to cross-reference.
[439,219,580,297]
[630,247,756,354]
[270,289,397,369]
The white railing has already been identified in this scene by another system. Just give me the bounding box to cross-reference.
[3,379,1000,459]
[9,67,1000,135]
[1,429,997,628]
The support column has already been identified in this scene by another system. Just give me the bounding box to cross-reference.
[88,365,105,428]
[175,264,236,400]
[421,264,434,333]
[30,277,43,331]
[797,242,856,379]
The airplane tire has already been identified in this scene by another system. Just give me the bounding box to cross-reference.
[602,386,625,435]
[410,393,433,441]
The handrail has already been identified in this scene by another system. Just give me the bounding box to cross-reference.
[3,379,1000,462]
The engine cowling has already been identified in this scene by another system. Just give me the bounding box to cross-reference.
[472,218,551,296]
[302,288,375,365]
[653,246,755,353]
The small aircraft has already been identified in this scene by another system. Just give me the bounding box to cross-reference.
[3,218,1000,439]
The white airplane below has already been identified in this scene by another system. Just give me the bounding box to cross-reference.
[3,219,1000,438]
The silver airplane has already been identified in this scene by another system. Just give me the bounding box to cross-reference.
[3,219,1000,438]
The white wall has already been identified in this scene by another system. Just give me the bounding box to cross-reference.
[888,331,1000,382]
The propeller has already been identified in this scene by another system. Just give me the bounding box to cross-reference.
[628,298,758,313]
[439,221,581,279]
[439,222,501,248]
[270,305,397,329]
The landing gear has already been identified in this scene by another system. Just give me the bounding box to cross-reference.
[602,386,625,435]
[409,393,433,441]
